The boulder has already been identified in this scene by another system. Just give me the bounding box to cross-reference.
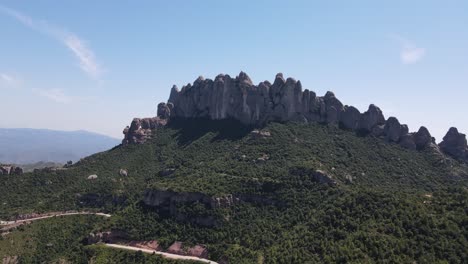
[119,169,128,177]
[439,127,468,161]
[87,174,98,180]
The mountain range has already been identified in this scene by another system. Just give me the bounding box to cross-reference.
[0,128,120,164]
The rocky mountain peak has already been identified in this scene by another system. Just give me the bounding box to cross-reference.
[439,127,468,161]
[123,72,468,163]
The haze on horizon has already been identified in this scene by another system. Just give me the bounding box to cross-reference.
[1,1,467,141]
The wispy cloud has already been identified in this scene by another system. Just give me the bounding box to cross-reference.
[33,88,96,104]
[0,5,103,79]
[35,88,72,104]
[389,34,426,64]
[0,72,21,87]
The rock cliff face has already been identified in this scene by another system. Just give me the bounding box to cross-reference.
[439,128,468,161]
[142,189,276,226]
[123,72,468,162]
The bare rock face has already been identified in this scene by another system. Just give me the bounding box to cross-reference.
[340,106,361,130]
[122,117,167,145]
[157,102,172,119]
[439,127,468,161]
[414,126,433,150]
[384,117,403,142]
[312,170,337,186]
[358,104,385,133]
[399,134,417,150]
[371,125,385,137]
[168,72,348,126]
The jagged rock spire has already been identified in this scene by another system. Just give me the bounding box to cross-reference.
[439,127,468,161]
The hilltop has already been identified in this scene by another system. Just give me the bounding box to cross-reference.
[1,73,467,263]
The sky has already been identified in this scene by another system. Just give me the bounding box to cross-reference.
[0,1,467,141]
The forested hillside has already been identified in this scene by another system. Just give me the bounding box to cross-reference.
[1,120,467,263]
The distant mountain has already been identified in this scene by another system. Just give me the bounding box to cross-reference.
[0,128,120,164]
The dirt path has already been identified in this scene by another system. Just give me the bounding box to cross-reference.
[0,212,111,227]
[105,243,218,264]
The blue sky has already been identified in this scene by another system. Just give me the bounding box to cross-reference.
[1,1,467,140]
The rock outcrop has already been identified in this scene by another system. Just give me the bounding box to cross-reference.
[87,230,129,244]
[0,165,23,176]
[414,126,434,150]
[119,169,128,177]
[167,241,209,259]
[143,189,275,226]
[123,71,468,162]
[290,167,337,185]
[122,117,167,145]
[439,127,468,161]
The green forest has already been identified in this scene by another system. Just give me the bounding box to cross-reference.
[1,120,467,263]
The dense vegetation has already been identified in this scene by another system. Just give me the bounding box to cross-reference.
[0,215,193,263]
[1,119,467,262]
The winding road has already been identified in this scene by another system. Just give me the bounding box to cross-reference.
[1,211,218,263]
[104,244,218,264]
[0,212,111,226]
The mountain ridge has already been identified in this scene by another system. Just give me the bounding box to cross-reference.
[123,72,468,162]
[0,128,120,164]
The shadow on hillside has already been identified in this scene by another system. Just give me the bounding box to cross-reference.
[168,117,253,145]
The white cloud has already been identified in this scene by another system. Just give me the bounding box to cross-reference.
[64,35,102,79]
[389,34,426,64]
[35,88,72,104]
[0,72,21,87]
[0,5,103,79]
[401,47,426,64]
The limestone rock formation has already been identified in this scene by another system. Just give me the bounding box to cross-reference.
[157,102,172,119]
[414,126,433,150]
[0,165,23,176]
[439,127,468,161]
[358,104,385,133]
[341,106,361,130]
[122,117,167,145]
[384,117,403,142]
[122,71,468,163]
[399,134,417,150]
